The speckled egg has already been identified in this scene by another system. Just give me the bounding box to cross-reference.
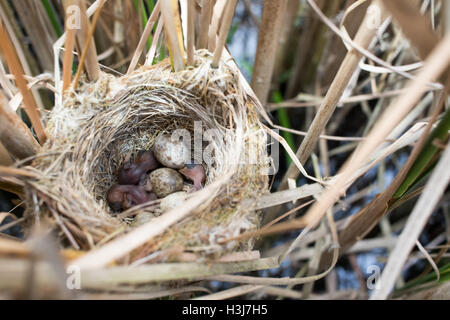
[133,212,155,227]
[149,168,184,198]
[153,133,190,169]
[160,191,188,212]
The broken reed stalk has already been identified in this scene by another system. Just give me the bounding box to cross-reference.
[72,0,105,89]
[207,0,227,52]
[211,0,238,68]
[160,0,184,72]
[62,27,76,92]
[0,20,47,145]
[0,166,37,178]
[62,0,79,92]
[197,0,213,49]
[186,0,195,65]
[277,1,387,191]
[127,1,161,74]
[250,0,288,105]
[170,0,186,61]
[68,0,100,83]
[0,92,39,160]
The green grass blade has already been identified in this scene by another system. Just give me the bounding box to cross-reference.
[133,0,152,49]
[41,0,63,37]
[394,108,450,198]
[396,261,450,294]
[273,90,295,166]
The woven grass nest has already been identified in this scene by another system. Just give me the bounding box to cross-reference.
[22,51,270,263]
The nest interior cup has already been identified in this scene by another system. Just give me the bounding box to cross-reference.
[24,51,269,261]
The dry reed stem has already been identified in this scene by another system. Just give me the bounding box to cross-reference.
[171,0,186,60]
[54,0,102,105]
[160,0,185,71]
[261,286,303,299]
[221,199,316,244]
[0,92,39,159]
[211,0,237,68]
[252,183,322,210]
[72,0,105,89]
[0,166,37,178]
[0,2,45,111]
[269,88,409,110]
[84,286,211,300]
[277,1,387,191]
[186,0,195,65]
[68,0,100,82]
[0,238,28,256]
[0,20,47,145]
[271,0,300,86]
[414,240,440,282]
[372,139,450,299]
[202,261,341,286]
[274,125,395,142]
[192,285,264,300]
[197,0,213,49]
[62,27,76,92]
[207,0,227,52]
[145,16,163,65]
[285,0,322,98]
[250,0,288,105]
[127,1,161,74]
[0,256,279,290]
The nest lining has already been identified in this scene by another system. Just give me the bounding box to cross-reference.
[24,51,269,260]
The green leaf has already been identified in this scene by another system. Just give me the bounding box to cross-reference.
[273,90,295,167]
[41,0,63,37]
[226,22,239,44]
[394,108,450,198]
[133,0,152,49]
[397,261,450,294]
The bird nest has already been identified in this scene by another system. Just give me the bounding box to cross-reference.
[21,51,270,262]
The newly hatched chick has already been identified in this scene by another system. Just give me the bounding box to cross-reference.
[179,163,206,191]
[118,150,159,185]
[138,173,153,192]
[107,184,153,211]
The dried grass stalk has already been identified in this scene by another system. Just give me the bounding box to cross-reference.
[0,20,47,145]
[250,0,288,105]
[66,0,100,82]
[0,92,39,159]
